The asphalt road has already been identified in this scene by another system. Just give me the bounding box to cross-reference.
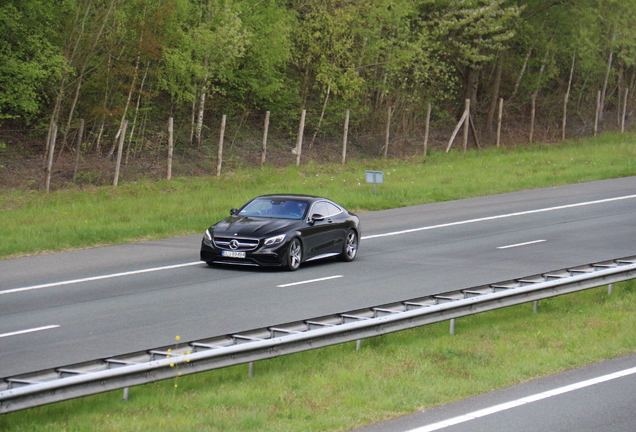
[1,176,635,379]
[354,353,636,432]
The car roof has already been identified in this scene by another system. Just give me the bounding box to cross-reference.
[253,194,325,203]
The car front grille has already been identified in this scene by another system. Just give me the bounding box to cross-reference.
[213,237,259,251]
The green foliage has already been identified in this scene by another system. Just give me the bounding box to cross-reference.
[222,0,296,111]
[0,1,67,125]
[160,0,249,102]
[1,0,635,141]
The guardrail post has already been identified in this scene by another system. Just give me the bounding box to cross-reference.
[2,259,635,414]
[533,300,539,314]
[356,340,362,351]
[608,283,613,295]
[248,362,254,378]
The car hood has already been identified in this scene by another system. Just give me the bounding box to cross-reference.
[212,216,301,237]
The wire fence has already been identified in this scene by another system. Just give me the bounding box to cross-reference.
[0,107,631,191]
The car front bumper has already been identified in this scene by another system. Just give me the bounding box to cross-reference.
[200,238,290,267]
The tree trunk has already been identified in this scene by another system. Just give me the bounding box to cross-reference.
[487,54,503,133]
[59,0,115,158]
[109,31,144,156]
[309,82,331,148]
[529,46,550,143]
[189,97,196,145]
[195,76,208,148]
[125,65,149,164]
[600,50,614,121]
[96,53,113,154]
[510,45,533,101]
[45,3,87,160]
[462,67,479,111]
[562,53,575,140]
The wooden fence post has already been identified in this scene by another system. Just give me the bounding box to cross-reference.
[621,88,628,132]
[469,115,481,150]
[261,111,270,168]
[72,119,84,183]
[562,93,569,141]
[594,90,601,136]
[295,109,306,166]
[45,123,57,193]
[463,99,470,152]
[167,117,174,180]
[217,114,226,176]
[423,103,431,156]
[384,106,391,159]
[342,109,350,164]
[496,98,503,147]
[113,120,128,186]
[446,104,469,153]
[529,93,536,143]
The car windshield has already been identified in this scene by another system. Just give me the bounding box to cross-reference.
[239,198,308,220]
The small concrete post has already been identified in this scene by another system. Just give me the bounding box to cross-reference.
[123,387,129,401]
[450,319,456,335]
[248,361,254,378]
[608,283,613,295]
[533,300,539,314]
[356,340,362,351]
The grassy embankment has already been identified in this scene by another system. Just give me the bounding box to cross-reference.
[1,132,635,260]
[1,133,635,431]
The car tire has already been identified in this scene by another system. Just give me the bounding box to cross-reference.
[286,237,302,271]
[339,229,358,262]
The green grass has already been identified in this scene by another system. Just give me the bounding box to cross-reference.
[1,132,635,260]
[1,282,635,431]
[1,133,636,430]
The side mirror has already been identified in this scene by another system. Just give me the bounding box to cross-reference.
[230,208,239,216]
[310,213,325,222]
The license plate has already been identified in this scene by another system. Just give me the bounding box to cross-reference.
[222,250,246,258]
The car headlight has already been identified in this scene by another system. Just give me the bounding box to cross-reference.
[204,229,212,241]
[264,234,285,246]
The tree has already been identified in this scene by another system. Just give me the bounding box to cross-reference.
[0,1,66,125]
[158,0,249,145]
[222,0,295,113]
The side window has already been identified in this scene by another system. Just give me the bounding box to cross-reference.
[325,202,342,216]
[311,202,329,217]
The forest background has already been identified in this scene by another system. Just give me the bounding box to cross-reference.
[1,0,636,190]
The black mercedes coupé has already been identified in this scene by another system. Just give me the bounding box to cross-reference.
[200,194,360,270]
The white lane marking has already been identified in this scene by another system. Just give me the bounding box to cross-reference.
[497,240,546,249]
[0,325,60,339]
[4,194,636,296]
[407,365,636,432]
[277,275,343,288]
[361,194,636,240]
[0,261,201,295]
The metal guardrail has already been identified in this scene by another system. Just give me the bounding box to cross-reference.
[1,256,635,414]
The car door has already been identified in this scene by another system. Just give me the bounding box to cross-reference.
[302,201,346,256]
[300,201,335,257]
[322,201,348,253]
